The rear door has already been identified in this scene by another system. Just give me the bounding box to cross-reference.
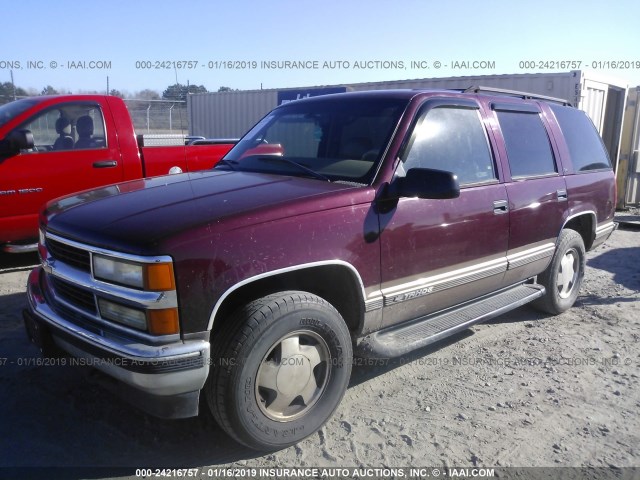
[0,101,124,243]
[378,99,509,329]
[489,102,567,286]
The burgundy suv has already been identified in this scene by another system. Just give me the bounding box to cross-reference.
[24,88,616,450]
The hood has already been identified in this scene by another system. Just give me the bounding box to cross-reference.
[44,170,361,254]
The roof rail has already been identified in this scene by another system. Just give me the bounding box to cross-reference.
[464,86,572,106]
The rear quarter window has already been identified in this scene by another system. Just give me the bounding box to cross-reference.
[549,104,611,172]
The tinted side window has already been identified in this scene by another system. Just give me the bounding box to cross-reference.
[496,111,556,178]
[402,107,496,185]
[549,104,611,172]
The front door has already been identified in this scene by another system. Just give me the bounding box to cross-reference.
[379,100,509,329]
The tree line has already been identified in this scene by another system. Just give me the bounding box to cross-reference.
[0,82,236,105]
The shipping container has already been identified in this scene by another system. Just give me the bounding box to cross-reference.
[618,86,640,207]
[188,90,278,139]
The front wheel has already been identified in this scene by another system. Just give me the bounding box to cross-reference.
[206,291,352,450]
[534,229,586,315]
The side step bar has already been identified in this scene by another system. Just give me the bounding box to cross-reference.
[357,283,545,359]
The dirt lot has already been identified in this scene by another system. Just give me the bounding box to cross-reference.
[0,226,638,478]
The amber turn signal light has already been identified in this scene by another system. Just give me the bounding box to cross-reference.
[144,262,176,291]
[147,308,180,335]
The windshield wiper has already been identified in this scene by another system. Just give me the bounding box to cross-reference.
[257,156,330,182]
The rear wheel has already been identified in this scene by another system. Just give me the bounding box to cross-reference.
[534,229,586,315]
[206,291,352,450]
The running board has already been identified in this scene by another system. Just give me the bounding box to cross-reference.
[357,283,545,359]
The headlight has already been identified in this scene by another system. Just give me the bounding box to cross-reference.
[93,255,143,288]
[93,254,175,291]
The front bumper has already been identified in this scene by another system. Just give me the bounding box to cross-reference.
[25,267,210,418]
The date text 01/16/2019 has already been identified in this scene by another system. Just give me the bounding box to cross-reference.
[518,59,640,69]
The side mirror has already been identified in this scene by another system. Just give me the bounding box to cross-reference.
[388,167,460,200]
[239,142,284,159]
[0,129,35,157]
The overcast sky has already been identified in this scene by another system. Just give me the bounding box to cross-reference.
[3,0,640,95]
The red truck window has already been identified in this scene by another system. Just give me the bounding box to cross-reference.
[18,103,107,153]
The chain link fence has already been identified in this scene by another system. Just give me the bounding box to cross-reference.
[123,99,189,135]
[1,95,190,135]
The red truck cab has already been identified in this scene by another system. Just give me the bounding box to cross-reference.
[0,95,234,252]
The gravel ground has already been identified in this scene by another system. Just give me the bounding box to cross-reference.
[0,227,638,479]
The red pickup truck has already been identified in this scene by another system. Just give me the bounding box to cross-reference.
[0,95,234,252]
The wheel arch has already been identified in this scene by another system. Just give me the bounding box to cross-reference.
[207,261,366,338]
[560,211,596,251]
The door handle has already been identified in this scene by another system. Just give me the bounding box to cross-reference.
[493,199,509,214]
[557,189,568,201]
[93,160,118,168]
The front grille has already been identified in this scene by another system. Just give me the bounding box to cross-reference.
[50,277,97,315]
[47,237,91,272]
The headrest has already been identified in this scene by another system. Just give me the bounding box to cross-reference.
[55,117,71,135]
[76,115,94,136]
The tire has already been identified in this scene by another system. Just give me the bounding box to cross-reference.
[533,229,586,315]
[206,291,353,450]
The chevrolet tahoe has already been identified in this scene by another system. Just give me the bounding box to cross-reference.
[24,88,617,450]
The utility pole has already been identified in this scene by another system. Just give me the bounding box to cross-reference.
[10,70,16,100]
[107,76,110,95]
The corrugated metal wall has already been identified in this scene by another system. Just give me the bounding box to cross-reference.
[618,87,640,206]
[348,72,582,105]
[582,81,607,131]
[188,90,278,138]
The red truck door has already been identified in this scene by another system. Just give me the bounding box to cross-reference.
[0,101,124,244]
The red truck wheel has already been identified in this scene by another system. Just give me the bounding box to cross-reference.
[206,291,352,451]
[534,229,586,315]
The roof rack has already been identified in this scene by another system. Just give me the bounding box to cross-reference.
[463,86,572,106]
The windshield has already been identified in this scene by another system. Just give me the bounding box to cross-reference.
[0,98,38,129]
[219,97,408,184]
